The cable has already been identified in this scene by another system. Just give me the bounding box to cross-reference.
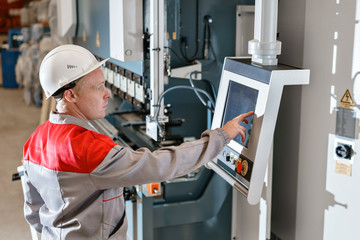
[189,71,212,109]
[207,22,217,63]
[202,15,218,71]
[154,85,215,137]
[202,15,213,59]
[189,0,200,60]
[75,0,79,37]
[202,20,209,59]
[164,46,186,62]
[202,79,217,102]
[180,37,192,63]
[155,86,215,119]
[179,0,200,63]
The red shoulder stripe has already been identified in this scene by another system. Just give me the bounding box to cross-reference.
[23,121,117,173]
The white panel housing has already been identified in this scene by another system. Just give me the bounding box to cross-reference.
[56,0,77,37]
[109,0,143,62]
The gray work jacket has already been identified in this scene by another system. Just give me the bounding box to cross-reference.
[22,112,230,239]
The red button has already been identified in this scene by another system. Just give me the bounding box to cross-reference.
[236,161,243,174]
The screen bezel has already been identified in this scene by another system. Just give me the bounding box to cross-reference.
[212,69,269,161]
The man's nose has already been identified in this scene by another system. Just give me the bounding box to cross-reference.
[105,88,111,99]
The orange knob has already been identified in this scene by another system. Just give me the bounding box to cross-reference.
[147,183,160,194]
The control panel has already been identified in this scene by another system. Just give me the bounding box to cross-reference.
[218,145,253,188]
[208,57,310,205]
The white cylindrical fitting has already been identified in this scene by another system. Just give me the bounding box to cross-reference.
[248,0,281,66]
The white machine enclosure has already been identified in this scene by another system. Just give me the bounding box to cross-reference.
[56,0,77,37]
[109,0,143,62]
[209,57,310,205]
[235,5,255,56]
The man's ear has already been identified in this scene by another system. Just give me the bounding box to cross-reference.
[63,89,77,103]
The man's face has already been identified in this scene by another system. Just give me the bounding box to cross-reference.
[73,68,111,121]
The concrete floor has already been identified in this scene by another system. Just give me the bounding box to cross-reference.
[1,34,38,238]
[0,87,40,239]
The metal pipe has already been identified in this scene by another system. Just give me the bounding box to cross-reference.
[248,0,281,65]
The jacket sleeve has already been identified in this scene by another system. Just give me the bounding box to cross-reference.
[22,168,44,233]
[89,128,230,189]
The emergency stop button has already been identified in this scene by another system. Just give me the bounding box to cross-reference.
[236,159,243,174]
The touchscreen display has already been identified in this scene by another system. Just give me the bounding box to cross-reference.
[221,80,258,148]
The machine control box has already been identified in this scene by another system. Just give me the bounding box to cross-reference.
[208,57,310,205]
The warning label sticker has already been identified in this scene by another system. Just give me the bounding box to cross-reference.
[340,89,354,109]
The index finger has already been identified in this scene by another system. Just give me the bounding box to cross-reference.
[235,111,254,123]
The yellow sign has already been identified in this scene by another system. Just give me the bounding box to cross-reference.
[335,160,352,176]
[340,89,354,109]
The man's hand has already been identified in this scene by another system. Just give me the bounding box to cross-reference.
[222,111,254,141]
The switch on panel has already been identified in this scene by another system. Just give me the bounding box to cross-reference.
[335,143,353,160]
[143,182,162,197]
[334,137,355,162]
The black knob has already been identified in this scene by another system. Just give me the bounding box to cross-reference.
[335,144,352,159]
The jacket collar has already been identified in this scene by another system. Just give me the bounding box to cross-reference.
[49,111,98,132]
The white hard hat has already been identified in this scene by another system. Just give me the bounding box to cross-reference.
[39,44,108,98]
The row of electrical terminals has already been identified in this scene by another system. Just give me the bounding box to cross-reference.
[96,56,149,112]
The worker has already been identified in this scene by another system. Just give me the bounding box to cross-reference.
[22,44,254,239]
